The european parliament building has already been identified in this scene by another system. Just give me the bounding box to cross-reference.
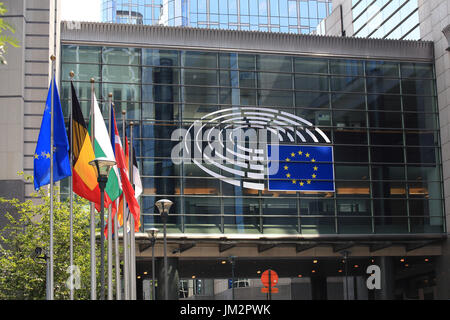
[60,20,445,300]
[2,0,450,300]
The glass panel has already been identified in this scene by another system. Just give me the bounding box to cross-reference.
[183,69,217,86]
[183,51,217,68]
[143,49,179,66]
[333,129,368,144]
[405,131,439,146]
[338,217,372,234]
[259,72,292,90]
[374,217,408,233]
[295,75,328,91]
[367,94,401,111]
[368,111,402,128]
[402,79,435,96]
[371,147,404,163]
[238,54,256,70]
[366,77,400,94]
[295,91,329,108]
[331,76,365,92]
[404,113,437,129]
[294,57,328,74]
[333,110,366,128]
[335,165,369,180]
[403,95,436,112]
[102,65,140,83]
[258,90,293,107]
[102,47,140,65]
[401,63,433,78]
[330,59,364,76]
[62,45,101,64]
[372,165,406,181]
[337,199,370,215]
[257,55,292,72]
[406,147,437,164]
[62,64,101,82]
[331,93,366,110]
[370,130,403,145]
[372,182,406,198]
[373,199,408,216]
[366,61,399,77]
[301,217,336,234]
[335,146,368,162]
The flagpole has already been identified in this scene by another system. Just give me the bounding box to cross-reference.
[114,197,121,300]
[69,71,75,300]
[89,78,97,300]
[122,110,130,300]
[129,121,136,300]
[112,102,121,300]
[107,93,113,300]
[49,54,56,301]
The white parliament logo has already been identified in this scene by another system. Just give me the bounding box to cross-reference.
[171,107,331,190]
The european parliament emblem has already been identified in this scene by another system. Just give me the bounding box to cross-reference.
[267,145,335,192]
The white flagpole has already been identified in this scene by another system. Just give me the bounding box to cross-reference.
[114,197,121,300]
[49,54,56,300]
[107,93,113,300]
[69,71,75,300]
[89,78,97,300]
[122,110,130,300]
[129,121,137,300]
[112,104,121,300]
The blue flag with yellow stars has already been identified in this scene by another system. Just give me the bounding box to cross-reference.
[33,78,71,190]
[267,145,335,192]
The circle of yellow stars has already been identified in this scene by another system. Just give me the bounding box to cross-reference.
[284,149,319,188]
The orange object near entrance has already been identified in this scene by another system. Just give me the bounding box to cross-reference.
[261,269,279,293]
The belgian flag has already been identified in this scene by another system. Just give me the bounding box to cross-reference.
[70,82,100,203]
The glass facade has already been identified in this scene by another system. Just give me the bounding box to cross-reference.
[102,0,333,34]
[351,0,420,40]
[61,44,444,236]
[102,0,163,25]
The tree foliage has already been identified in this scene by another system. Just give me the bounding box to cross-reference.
[0,2,20,65]
[0,174,115,299]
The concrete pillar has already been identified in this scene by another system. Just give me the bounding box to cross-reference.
[435,240,450,299]
[157,257,179,300]
[375,256,395,300]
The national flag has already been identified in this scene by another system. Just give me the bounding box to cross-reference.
[90,94,122,209]
[267,145,335,192]
[70,82,99,203]
[110,109,140,232]
[132,149,142,199]
[34,78,71,190]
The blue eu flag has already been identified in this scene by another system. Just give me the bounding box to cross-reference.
[267,145,335,192]
[33,79,71,190]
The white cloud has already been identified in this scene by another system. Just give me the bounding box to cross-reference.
[60,0,102,22]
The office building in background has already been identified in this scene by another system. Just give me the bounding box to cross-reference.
[102,0,333,34]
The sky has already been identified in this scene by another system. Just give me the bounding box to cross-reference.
[60,0,102,22]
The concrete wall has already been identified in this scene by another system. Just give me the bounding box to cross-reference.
[0,0,60,200]
[418,0,450,299]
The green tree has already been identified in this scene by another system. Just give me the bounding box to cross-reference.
[0,174,115,299]
[0,2,20,65]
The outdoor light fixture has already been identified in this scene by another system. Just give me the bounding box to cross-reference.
[155,199,173,219]
[89,157,116,300]
[155,199,173,300]
[146,227,159,300]
[89,157,116,189]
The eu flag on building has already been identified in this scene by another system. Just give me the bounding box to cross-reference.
[33,79,71,190]
[267,145,335,192]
